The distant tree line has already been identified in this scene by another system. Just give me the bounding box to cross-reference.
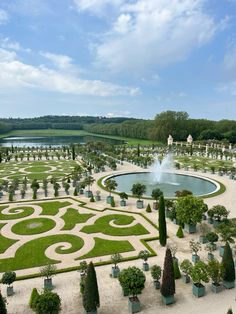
[0,111,236,143]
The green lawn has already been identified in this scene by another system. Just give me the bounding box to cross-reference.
[11,218,56,235]
[81,214,149,236]
[0,206,35,220]
[0,223,18,253]
[0,234,84,272]
[38,201,72,216]
[78,237,134,260]
[61,208,94,230]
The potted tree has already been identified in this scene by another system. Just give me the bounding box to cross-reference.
[105,179,117,204]
[180,259,192,283]
[175,196,208,233]
[161,248,175,305]
[83,262,100,314]
[189,240,201,263]
[40,264,57,290]
[131,183,146,209]
[83,176,95,198]
[189,261,209,297]
[216,222,235,257]
[95,190,101,201]
[151,188,163,210]
[205,243,215,261]
[199,222,210,244]
[222,242,235,289]
[206,232,218,251]
[1,271,16,296]
[138,250,150,271]
[208,259,224,293]
[118,266,146,313]
[119,192,128,207]
[111,253,122,278]
[208,205,229,228]
[150,265,162,289]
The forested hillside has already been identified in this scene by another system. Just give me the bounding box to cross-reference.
[0,111,236,143]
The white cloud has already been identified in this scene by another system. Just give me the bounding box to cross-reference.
[0,48,140,97]
[217,82,236,96]
[73,0,124,14]
[40,52,73,70]
[0,37,31,52]
[0,9,9,25]
[95,0,226,74]
[106,110,130,117]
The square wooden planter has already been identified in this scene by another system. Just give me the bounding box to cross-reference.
[136,200,144,209]
[223,281,235,289]
[111,266,120,278]
[128,297,141,313]
[192,283,205,298]
[44,278,53,290]
[211,283,222,293]
[106,196,114,204]
[192,254,200,263]
[184,224,197,234]
[7,286,14,296]
[182,275,190,284]
[142,263,149,271]
[161,294,175,305]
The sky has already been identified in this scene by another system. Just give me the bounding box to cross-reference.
[0,0,236,120]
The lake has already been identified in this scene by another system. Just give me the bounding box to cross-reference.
[0,135,124,148]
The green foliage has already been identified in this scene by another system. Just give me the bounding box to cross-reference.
[206,232,219,244]
[189,240,202,255]
[151,188,163,201]
[83,262,100,312]
[176,226,184,238]
[0,293,7,314]
[208,205,229,221]
[216,221,236,244]
[40,264,57,279]
[173,259,181,279]
[90,195,95,202]
[180,259,193,276]
[111,253,123,267]
[131,183,146,200]
[146,204,152,213]
[118,266,146,297]
[207,259,224,285]
[189,261,209,284]
[158,196,167,246]
[105,179,117,195]
[61,208,94,230]
[1,271,16,286]
[175,190,193,198]
[151,265,162,281]
[35,290,61,314]
[119,192,128,200]
[138,250,150,262]
[110,197,115,207]
[73,188,78,196]
[222,242,235,282]
[29,288,39,310]
[175,196,208,225]
[161,248,175,297]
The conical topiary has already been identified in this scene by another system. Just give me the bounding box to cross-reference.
[146,204,152,213]
[83,262,100,313]
[29,288,39,310]
[0,292,7,314]
[176,226,184,238]
[161,248,175,297]
[159,195,167,246]
[173,259,181,279]
[222,242,235,282]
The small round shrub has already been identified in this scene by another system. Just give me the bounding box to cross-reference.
[176,226,184,238]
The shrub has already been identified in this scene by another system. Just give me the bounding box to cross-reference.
[29,288,39,310]
[111,253,122,268]
[118,266,146,297]
[90,195,95,202]
[151,265,162,281]
[138,250,150,263]
[35,290,61,314]
[161,248,175,297]
[180,259,193,276]
[189,261,209,285]
[110,198,115,207]
[146,204,152,213]
[208,259,224,285]
[0,293,7,314]
[189,240,201,255]
[222,242,235,282]
[176,226,184,238]
[40,264,57,279]
[73,188,78,196]
[159,195,167,246]
[173,259,181,279]
[83,262,100,312]
[206,232,219,244]
[1,271,16,286]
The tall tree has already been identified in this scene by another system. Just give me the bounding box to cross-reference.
[159,195,167,246]
[83,262,100,313]
[161,248,175,297]
[222,242,235,282]
[0,292,7,314]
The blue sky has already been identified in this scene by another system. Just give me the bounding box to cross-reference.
[0,0,236,120]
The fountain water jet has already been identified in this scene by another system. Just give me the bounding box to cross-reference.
[151,153,177,184]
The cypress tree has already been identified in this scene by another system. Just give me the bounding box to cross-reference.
[173,259,181,279]
[161,248,175,297]
[83,262,100,313]
[0,292,7,314]
[29,288,39,310]
[227,309,233,314]
[222,242,235,282]
[159,195,167,246]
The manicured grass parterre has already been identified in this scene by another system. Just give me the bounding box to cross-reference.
[0,206,35,220]
[78,237,134,260]
[0,234,84,272]
[81,214,149,236]
[61,208,94,230]
[11,217,56,235]
[0,223,18,253]
[39,201,72,216]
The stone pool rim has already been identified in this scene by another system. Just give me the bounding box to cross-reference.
[101,171,221,199]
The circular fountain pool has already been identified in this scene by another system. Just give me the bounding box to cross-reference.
[105,172,219,198]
